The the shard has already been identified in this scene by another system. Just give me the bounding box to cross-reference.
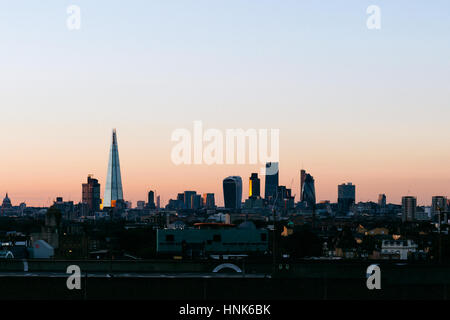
[103,129,123,208]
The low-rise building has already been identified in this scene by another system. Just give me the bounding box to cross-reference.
[157,223,268,257]
[381,239,417,260]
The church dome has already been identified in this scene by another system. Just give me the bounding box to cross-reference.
[2,193,12,208]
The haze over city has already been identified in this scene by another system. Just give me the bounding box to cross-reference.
[1,1,450,206]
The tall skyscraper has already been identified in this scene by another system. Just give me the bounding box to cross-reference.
[203,193,215,209]
[176,193,185,209]
[432,196,447,218]
[300,169,306,202]
[223,176,242,209]
[82,175,101,213]
[147,190,156,209]
[264,162,279,202]
[338,182,355,213]
[301,173,316,209]
[104,129,124,208]
[194,194,202,209]
[184,191,197,209]
[378,194,387,208]
[249,173,260,199]
[402,196,417,222]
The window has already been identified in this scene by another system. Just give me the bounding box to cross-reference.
[165,234,174,242]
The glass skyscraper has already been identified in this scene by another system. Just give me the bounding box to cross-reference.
[264,162,279,202]
[147,190,156,209]
[104,129,124,208]
[301,173,316,209]
[402,196,417,222]
[82,175,101,213]
[249,173,260,199]
[223,176,242,209]
[338,182,355,213]
[300,169,306,202]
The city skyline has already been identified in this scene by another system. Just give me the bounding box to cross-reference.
[1,1,450,206]
[2,127,450,208]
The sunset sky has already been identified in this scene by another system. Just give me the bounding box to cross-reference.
[1,1,449,207]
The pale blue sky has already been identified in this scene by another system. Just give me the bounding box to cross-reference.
[0,1,449,206]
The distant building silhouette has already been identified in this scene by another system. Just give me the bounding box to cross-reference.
[301,173,316,209]
[249,173,260,199]
[137,201,145,210]
[203,193,215,209]
[184,191,197,210]
[82,175,101,213]
[223,176,242,209]
[264,162,279,203]
[194,194,202,209]
[104,129,124,208]
[338,183,355,213]
[378,194,386,208]
[300,169,306,202]
[147,190,156,209]
[1,193,12,209]
[402,196,417,222]
[277,186,295,209]
[431,196,447,220]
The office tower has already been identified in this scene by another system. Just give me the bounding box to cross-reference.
[378,194,386,208]
[275,186,295,209]
[432,196,447,218]
[223,176,243,209]
[203,193,215,209]
[137,201,145,210]
[402,196,417,222]
[82,175,101,213]
[249,173,260,199]
[284,188,295,209]
[184,191,197,210]
[53,197,74,219]
[300,169,306,202]
[147,190,156,209]
[338,183,355,213]
[104,129,124,208]
[156,195,161,209]
[277,186,287,201]
[264,162,279,202]
[194,194,202,209]
[176,193,185,209]
[301,173,316,209]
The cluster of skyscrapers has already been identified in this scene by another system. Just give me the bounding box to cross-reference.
[220,163,317,211]
[78,129,335,214]
[74,129,449,224]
